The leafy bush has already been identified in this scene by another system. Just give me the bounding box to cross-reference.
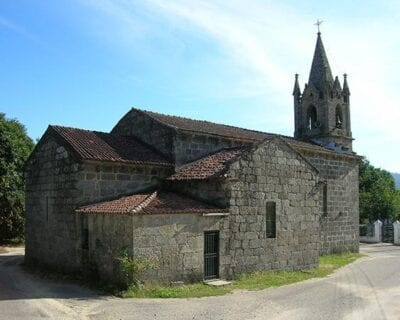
[118,251,156,289]
[359,159,400,221]
[0,113,34,242]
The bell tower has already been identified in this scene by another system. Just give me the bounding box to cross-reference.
[293,31,353,151]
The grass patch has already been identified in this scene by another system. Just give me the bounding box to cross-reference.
[121,252,363,298]
[122,283,231,298]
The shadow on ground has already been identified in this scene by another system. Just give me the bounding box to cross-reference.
[0,252,103,302]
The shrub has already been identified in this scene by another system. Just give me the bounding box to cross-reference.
[118,251,156,289]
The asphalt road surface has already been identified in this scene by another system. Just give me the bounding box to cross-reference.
[1,243,400,320]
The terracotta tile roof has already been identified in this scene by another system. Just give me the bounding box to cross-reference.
[75,191,228,215]
[281,136,359,158]
[49,125,172,166]
[167,147,248,180]
[280,136,334,153]
[139,109,268,141]
[167,135,358,181]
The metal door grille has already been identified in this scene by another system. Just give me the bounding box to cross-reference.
[382,220,394,243]
[204,231,219,280]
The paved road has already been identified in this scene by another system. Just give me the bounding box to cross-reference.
[1,244,400,320]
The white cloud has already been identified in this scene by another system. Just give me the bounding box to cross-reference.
[79,0,400,171]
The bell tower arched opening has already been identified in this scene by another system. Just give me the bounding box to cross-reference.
[335,105,343,128]
[307,105,317,130]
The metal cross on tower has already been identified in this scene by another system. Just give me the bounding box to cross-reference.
[314,19,323,33]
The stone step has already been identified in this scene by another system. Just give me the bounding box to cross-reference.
[204,279,232,287]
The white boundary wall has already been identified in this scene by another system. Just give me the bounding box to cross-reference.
[360,220,382,243]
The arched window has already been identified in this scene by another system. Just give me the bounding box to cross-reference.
[307,105,317,130]
[335,105,343,128]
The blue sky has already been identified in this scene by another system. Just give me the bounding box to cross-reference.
[1,0,400,172]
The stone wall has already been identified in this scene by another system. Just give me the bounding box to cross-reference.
[76,162,173,205]
[82,214,133,285]
[111,109,176,160]
[132,214,230,283]
[174,131,250,166]
[83,212,230,284]
[25,135,83,271]
[165,179,229,208]
[112,110,255,166]
[224,139,321,277]
[25,132,172,273]
[302,150,359,254]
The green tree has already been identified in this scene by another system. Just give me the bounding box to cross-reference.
[0,113,34,242]
[359,159,399,222]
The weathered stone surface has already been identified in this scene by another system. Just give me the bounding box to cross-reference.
[302,150,359,254]
[24,134,173,274]
[223,139,321,277]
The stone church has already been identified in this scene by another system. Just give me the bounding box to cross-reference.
[25,32,360,284]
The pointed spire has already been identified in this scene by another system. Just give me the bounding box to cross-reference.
[293,74,301,96]
[308,32,334,91]
[333,76,342,91]
[343,73,350,95]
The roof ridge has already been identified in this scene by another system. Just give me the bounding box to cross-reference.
[50,124,108,135]
[130,190,158,214]
[50,125,147,140]
[46,125,173,166]
[133,107,272,138]
[176,146,249,171]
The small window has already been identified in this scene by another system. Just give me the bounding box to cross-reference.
[82,229,89,250]
[266,202,276,238]
[46,196,49,222]
[322,184,328,216]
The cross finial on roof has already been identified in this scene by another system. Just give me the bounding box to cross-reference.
[314,19,323,34]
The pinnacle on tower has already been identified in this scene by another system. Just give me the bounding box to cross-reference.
[293,74,301,96]
[308,32,334,91]
[343,73,350,95]
[333,76,341,91]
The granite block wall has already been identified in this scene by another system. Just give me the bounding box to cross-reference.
[76,162,173,204]
[111,109,176,160]
[82,214,133,284]
[83,213,230,284]
[25,134,172,273]
[25,135,83,271]
[302,150,359,254]
[132,214,230,283]
[111,109,256,166]
[174,131,251,165]
[165,179,229,208]
[224,139,321,277]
